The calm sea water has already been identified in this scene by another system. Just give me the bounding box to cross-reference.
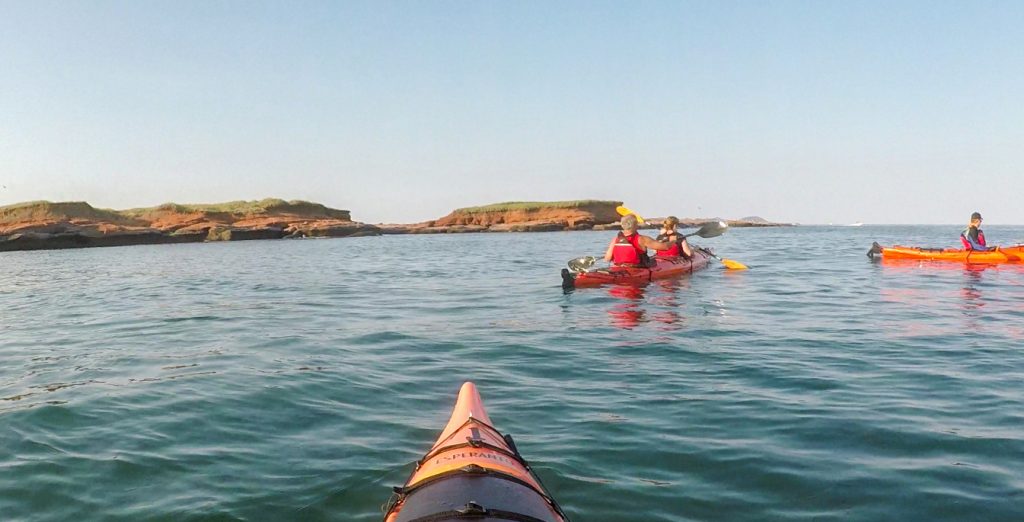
[2,226,1023,521]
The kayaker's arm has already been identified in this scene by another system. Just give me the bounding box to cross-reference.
[603,237,616,261]
[639,235,672,251]
[680,237,693,257]
[962,233,993,251]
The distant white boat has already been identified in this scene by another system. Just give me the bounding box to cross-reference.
[845,222,864,227]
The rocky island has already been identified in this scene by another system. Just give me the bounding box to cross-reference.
[0,199,789,252]
[0,199,378,252]
[378,200,623,234]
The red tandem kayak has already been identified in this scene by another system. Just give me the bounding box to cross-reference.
[561,249,712,289]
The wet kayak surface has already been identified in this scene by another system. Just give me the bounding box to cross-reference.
[1,226,1023,521]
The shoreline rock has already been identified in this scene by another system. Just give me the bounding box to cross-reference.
[0,199,380,253]
[0,198,791,253]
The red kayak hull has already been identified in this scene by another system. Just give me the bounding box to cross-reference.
[564,249,712,288]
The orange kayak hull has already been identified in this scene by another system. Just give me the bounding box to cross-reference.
[383,382,568,522]
[875,244,1024,263]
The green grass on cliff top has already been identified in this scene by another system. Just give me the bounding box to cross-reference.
[0,198,350,223]
[0,201,131,224]
[455,200,621,213]
[120,198,349,217]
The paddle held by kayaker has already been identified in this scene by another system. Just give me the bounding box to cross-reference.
[961,212,995,251]
[603,214,671,266]
[654,216,693,259]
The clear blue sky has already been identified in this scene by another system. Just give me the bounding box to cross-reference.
[1,1,1021,224]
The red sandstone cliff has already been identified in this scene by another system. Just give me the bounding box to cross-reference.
[0,199,378,252]
[430,201,622,229]
[0,198,788,252]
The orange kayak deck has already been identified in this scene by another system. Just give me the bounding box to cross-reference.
[870,243,1024,264]
[383,382,568,522]
[562,249,712,289]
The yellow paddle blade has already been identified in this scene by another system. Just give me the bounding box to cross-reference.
[615,205,645,224]
[721,258,748,270]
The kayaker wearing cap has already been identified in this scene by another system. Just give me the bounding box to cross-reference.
[961,212,995,251]
[654,216,693,259]
[604,214,671,266]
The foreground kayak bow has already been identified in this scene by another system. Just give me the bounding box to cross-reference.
[384,382,569,522]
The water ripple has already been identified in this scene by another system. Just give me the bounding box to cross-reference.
[1,228,1023,520]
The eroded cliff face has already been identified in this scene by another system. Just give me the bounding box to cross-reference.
[125,200,353,233]
[0,199,378,252]
[429,201,622,230]
[0,198,788,252]
[0,202,145,236]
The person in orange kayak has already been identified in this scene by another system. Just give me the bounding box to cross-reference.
[654,216,693,259]
[603,214,671,266]
[961,212,995,251]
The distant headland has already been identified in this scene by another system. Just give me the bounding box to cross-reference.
[0,199,790,252]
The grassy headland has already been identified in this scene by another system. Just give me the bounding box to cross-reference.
[455,200,621,214]
[119,198,350,220]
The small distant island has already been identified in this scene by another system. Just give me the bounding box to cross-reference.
[0,198,790,252]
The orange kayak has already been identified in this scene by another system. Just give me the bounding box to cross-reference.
[868,243,1024,263]
[383,382,568,522]
[561,249,712,289]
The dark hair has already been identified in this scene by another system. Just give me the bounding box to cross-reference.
[971,212,982,220]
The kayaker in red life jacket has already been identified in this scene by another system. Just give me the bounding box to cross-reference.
[603,214,671,266]
[654,216,693,259]
[961,212,995,251]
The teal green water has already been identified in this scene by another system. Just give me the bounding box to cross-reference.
[2,227,1023,521]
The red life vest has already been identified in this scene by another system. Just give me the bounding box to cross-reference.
[960,227,987,250]
[655,233,682,257]
[612,232,645,265]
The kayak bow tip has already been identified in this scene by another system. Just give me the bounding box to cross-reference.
[435,381,492,446]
